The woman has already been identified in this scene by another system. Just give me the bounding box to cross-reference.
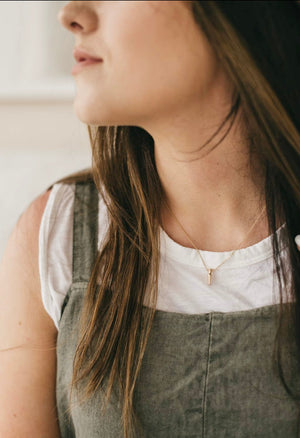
[0,1,299,437]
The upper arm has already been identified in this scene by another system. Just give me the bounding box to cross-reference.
[0,189,61,437]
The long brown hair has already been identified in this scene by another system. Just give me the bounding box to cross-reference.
[48,1,300,437]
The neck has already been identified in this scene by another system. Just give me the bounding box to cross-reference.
[153,112,269,252]
[158,146,268,252]
[140,70,272,251]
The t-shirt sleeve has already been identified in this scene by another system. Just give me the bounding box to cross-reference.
[38,182,75,330]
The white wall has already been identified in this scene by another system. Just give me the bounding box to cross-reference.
[0,1,92,259]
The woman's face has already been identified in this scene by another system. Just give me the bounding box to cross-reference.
[58,1,220,128]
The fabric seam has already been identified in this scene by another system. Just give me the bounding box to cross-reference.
[202,313,213,437]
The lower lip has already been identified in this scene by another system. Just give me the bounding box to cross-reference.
[71,59,103,75]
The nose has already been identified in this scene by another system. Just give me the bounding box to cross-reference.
[57,1,98,34]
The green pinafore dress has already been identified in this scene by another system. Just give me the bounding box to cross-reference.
[56,180,300,437]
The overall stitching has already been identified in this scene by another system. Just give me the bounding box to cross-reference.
[202,313,213,437]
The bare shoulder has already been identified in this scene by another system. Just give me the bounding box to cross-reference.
[0,188,55,337]
[14,188,52,254]
[0,188,62,436]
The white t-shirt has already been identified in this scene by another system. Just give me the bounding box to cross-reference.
[39,183,289,331]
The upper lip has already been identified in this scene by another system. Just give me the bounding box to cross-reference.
[73,47,103,63]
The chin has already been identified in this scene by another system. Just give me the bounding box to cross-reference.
[73,101,99,126]
[73,99,120,126]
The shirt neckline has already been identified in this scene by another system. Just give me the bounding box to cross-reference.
[159,222,288,269]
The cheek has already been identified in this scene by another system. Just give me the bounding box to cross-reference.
[107,27,218,121]
[73,2,219,126]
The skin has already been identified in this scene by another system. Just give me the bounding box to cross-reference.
[58,0,271,252]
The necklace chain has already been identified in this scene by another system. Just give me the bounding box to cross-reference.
[164,201,267,285]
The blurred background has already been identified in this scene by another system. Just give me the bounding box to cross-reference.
[0,1,92,259]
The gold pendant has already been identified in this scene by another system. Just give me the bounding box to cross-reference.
[207,268,213,285]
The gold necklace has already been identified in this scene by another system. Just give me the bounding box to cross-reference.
[164,202,267,286]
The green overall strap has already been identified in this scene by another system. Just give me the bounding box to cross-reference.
[72,179,99,283]
[60,179,99,319]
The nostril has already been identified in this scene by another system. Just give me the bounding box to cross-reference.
[70,21,82,30]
